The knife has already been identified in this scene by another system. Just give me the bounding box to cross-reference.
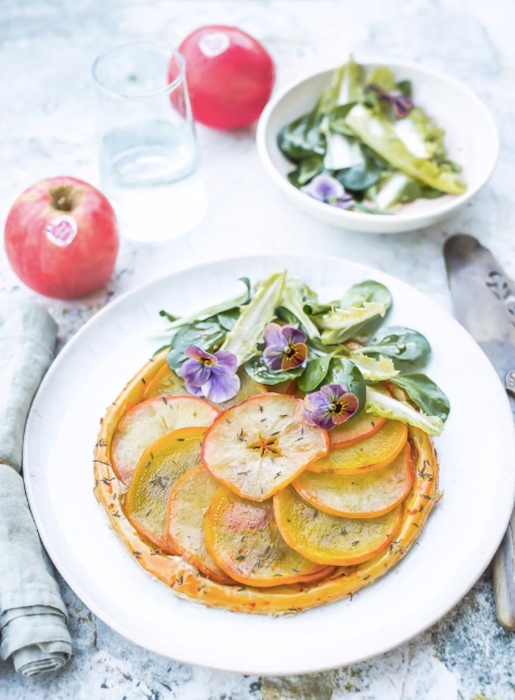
[444,234,515,630]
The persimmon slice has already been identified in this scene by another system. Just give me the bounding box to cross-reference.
[205,486,333,586]
[143,365,188,401]
[167,465,234,584]
[124,427,206,553]
[201,394,329,502]
[144,364,265,409]
[330,412,386,448]
[111,395,219,485]
[309,420,407,475]
[294,443,414,518]
[274,486,403,566]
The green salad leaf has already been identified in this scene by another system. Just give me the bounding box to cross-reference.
[365,385,443,436]
[325,357,366,416]
[335,146,386,191]
[155,277,251,335]
[350,352,399,381]
[315,280,392,344]
[277,113,326,163]
[358,326,431,367]
[287,156,324,188]
[298,353,333,392]
[390,373,450,421]
[280,277,321,338]
[221,270,286,365]
[167,320,226,375]
[244,355,304,385]
[345,103,466,195]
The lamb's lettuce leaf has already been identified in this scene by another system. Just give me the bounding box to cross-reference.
[325,357,366,416]
[358,326,431,367]
[365,385,443,435]
[390,373,450,422]
[244,355,304,385]
[221,270,286,365]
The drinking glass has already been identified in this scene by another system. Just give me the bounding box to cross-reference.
[92,41,207,241]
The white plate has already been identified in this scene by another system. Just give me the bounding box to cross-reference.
[257,60,499,233]
[24,255,515,675]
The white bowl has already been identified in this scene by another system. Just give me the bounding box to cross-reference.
[256,59,499,234]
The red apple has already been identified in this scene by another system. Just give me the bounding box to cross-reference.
[4,177,119,300]
[178,26,275,130]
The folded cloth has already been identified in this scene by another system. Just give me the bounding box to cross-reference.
[0,300,72,676]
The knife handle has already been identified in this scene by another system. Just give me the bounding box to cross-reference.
[493,507,515,629]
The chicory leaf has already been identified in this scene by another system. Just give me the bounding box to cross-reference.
[318,301,387,345]
[345,103,466,194]
[365,385,443,436]
[280,277,321,338]
[221,270,286,365]
[390,373,450,422]
[350,352,399,381]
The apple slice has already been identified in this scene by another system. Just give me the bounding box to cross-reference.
[167,465,234,584]
[124,427,206,553]
[330,412,386,448]
[274,486,403,566]
[294,443,414,518]
[205,486,333,586]
[201,393,329,501]
[144,364,265,409]
[111,395,219,485]
[309,420,407,475]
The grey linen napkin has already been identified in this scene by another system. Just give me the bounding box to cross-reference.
[0,300,72,676]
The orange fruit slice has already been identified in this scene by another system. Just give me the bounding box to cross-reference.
[330,412,386,448]
[309,420,407,475]
[205,486,333,587]
[144,365,265,409]
[294,443,414,518]
[124,427,206,553]
[167,465,234,584]
[274,486,403,566]
[143,365,188,401]
[201,393,329,501]
[111,395,219,485]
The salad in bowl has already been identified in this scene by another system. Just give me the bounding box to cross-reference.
[94,270,448,614]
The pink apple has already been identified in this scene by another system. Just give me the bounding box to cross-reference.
[178,25,275,130]
[4,176,119,300]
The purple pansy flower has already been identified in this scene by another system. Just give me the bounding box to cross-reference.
[182,346,240,403]
[263,323,308,371]
[302,174,355,210]
[303,384,359,431]
[368,84,413,118]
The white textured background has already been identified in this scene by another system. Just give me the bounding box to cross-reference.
[1,0,515,697]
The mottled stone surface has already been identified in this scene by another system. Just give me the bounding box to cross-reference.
[1,0,515,697]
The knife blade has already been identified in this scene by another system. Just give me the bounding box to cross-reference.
[444,234,515,630]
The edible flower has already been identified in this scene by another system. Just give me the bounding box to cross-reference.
[263,323,308,371]
[182,346,240,402]
[368,84,413,118]
[303,384,359,430]
[301,174,354,209]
